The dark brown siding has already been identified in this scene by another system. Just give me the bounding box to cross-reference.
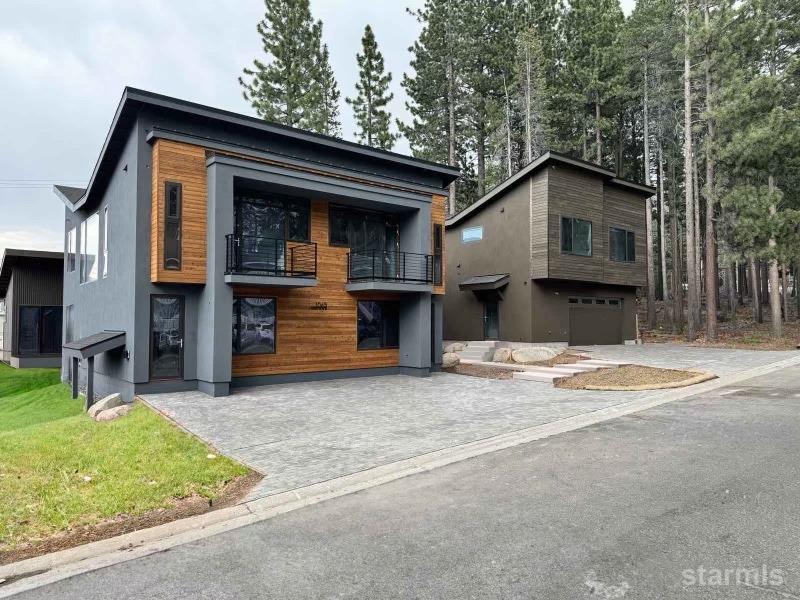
[545,164,605,281]
[529,170,549,279]
[602,185,647,287]
[443,180,532,342]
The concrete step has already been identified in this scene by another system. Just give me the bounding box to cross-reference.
[580,359,629,368]
[513,371,561,383]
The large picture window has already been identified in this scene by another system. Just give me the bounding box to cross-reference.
[560,217,592,257]
[232,297,276,355]
[164,182,182,270]
[609,227,636,262]
[234,190,310,242]
[357,301,399,350]
[329,205,399,250]
[80,212,99,283]
[18,306,62,355]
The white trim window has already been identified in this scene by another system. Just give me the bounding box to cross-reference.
[102,206,110,278]
[461,225,483,244]
[80,212,99,284]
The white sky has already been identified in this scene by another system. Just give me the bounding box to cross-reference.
[0,0,635,255]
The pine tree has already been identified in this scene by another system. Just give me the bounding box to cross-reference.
[239,0,324,130]
[347,25,398,150]
[312,41,342,137]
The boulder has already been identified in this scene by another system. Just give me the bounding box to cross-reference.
[444,342,465,353]
[95,404,131,422]
[511,347,561,364]
[492,348,513,363]
[442,352,460,368]
[88,393,123,419]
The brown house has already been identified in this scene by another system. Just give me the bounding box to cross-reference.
[444,152,655,346]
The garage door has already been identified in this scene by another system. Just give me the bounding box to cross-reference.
[568,297,623,346]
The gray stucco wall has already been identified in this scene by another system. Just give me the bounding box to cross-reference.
[443,179,532,342]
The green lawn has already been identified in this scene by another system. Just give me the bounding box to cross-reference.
[0,363,249,550]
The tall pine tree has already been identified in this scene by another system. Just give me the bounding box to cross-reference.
[312,41,342,136]
[347,25,398,150]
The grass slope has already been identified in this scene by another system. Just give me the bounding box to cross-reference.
[0,364,249,550]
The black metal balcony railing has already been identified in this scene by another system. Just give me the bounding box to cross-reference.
[347,250,434,284]
[226,235,317,278]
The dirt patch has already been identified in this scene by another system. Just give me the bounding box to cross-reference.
[0,472,262,566]
[555,365,714,391]
[443,363,522,380]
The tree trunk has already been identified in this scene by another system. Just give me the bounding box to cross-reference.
[738,262,746,305]
[727,262,737,321]
[658,145,669,304]
[683,5,698,341]
[524,43,532,164]
[643,65,656,330]
[477,116,486,198]
[703,2,718,340]
[761,260,769,306]
[768,175,782,337]
[781,264,789,321]
[692,153,702,325]
[447,57,456,216]
[504,76,512,178]
[750,257,762,322]
[595,96,602,165]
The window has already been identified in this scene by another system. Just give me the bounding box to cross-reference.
[102,206,110,277]
[66,227,76,272]
[17,306,62,355]
[609,227,636,262]
[65,305,74,343]
[560,217,592,256]
[234,190,310,242]
[328,205,398,249]
[165,182,182,270]
[433,223,443,285]
[80,212,99,283]
[357,301,399,350]
[232,297,276,354]
[461,225,483,244]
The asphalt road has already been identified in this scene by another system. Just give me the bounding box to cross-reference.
[15,367,800,599]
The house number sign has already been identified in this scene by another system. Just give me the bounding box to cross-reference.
[311,302,328,311]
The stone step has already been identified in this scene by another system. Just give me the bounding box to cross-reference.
[580,359,629,368]
[512,371,561,383]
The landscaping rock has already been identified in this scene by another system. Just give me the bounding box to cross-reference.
[88,393,123,418]
[493,348,513,363]
[442,352,460,368]
[444,342,465,353]
[511,347,561,364]
[95,404,131,422]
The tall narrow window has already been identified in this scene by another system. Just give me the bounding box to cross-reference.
[66,227,76,272]
[357,301,400,350]
[80,212,99,283]
[433,223,443,285]
[609,227,636,262]
[560,217,592,257]
[164,182,182,270]
[102,206,110,277]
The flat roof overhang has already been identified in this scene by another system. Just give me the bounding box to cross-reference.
[0,249,64,298]
[63,331,126,359]
[458,274,510,292]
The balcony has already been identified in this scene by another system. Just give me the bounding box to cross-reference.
[345,250,434,293]
[224,235,318,288]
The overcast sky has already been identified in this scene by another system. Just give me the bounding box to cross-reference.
[0,0,635,256]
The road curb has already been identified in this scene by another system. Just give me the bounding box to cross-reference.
[2,353,799,597]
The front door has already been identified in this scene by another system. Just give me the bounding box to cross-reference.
[483,300,499,340]
[150,295,184,380]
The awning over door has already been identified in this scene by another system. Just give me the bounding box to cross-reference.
[63,330,126,409]
[458,273,510,292]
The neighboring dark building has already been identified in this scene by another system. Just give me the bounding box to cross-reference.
[55,87,458,401]
[444,152,654,346]
[0,249,64,368]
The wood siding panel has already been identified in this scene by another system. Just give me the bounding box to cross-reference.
[432,194,446,295]
[150,139,207,284]
[529,170,549,279]
[231,200,400,377]
[546,165,605,282]
[602,186,647,287]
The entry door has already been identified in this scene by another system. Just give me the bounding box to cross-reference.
[150,295,184,380]
[483,301,499,340]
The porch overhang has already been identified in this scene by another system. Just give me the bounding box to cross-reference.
[458,274,510,292]
[63,330,126,410]
[345,281,433,294]
[224,274,318,288]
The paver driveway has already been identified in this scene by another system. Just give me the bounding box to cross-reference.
[141,345,797,501]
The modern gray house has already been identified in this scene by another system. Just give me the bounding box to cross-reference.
[55,87,457,401]
[444,152,654,346]
[0,249,64,368]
